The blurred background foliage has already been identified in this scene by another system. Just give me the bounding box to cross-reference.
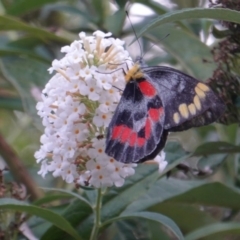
[0,0,240,239]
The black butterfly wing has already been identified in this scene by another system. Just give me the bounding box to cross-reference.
[144,66,225,131]
[105,79,167,163]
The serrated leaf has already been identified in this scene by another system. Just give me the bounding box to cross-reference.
[0,198,82,240]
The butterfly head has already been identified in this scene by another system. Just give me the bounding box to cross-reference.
[135,56,147,67]
[124,56,146,83]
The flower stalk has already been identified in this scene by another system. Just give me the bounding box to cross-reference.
[90,188,103,240]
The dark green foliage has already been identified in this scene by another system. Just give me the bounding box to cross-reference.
[0,1,240,240]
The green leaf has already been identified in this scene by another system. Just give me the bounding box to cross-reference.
[33,194,73,206]
[197,153,227,170]
[0,198,82,240]
[78,166,160,238]
[0,56,49,124]
[136,8,240,39]
[7,36,49,48]
[91,0,110,25]
[151,203,216,233]
[103,211,184,240]
[193,141,240,156]
[41,199,92,240]
[218,124,239,144]
[122,178,205,213]
[146,24,217,80]
[42,166,160,239]
[166,182,240,210]
[211,26,231,39]
[0,15,69,44]
[185,222,240,240]
[105,9,125,36]
[165,141,189,164]
[136,0,168,15]
[0,43,50,63]
[40,187,93,208]
[148,220,172,240]
[163,153,192,177]
[174,0,202,8]
[5,0,59,16]
[115,0,128,9]
[45,4,96,23]
[114,219,151,240]
[0,96,23,111]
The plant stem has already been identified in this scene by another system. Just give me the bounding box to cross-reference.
[0,132,43,201]
[90,188,103,240]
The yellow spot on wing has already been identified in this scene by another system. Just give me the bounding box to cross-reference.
[197,83,210,92]
[125,64,144,82]
[193,95,201,110]
[179,103,189,118]
[195,86,206,98]
[173,112,180,124]
[188,103,196,115]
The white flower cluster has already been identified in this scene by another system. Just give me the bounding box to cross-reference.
[35,31,167,188]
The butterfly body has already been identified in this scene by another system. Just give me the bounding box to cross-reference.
[105,60,225,163]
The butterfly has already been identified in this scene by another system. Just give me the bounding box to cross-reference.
[105,57,225,163]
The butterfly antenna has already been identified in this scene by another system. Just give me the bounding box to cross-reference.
[125,11,143,58]
[112,85,123,92]
[142,33,170,59]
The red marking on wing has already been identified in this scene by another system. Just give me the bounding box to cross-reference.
[112,125,146,147]
[112,126,123,139]
[145,118,151,139]
[129,132,137,147]
[138,81,156,97]
[149,107,164,121]
[112,125,133,143]
[137,138,145,147]
[120,126,132,142]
